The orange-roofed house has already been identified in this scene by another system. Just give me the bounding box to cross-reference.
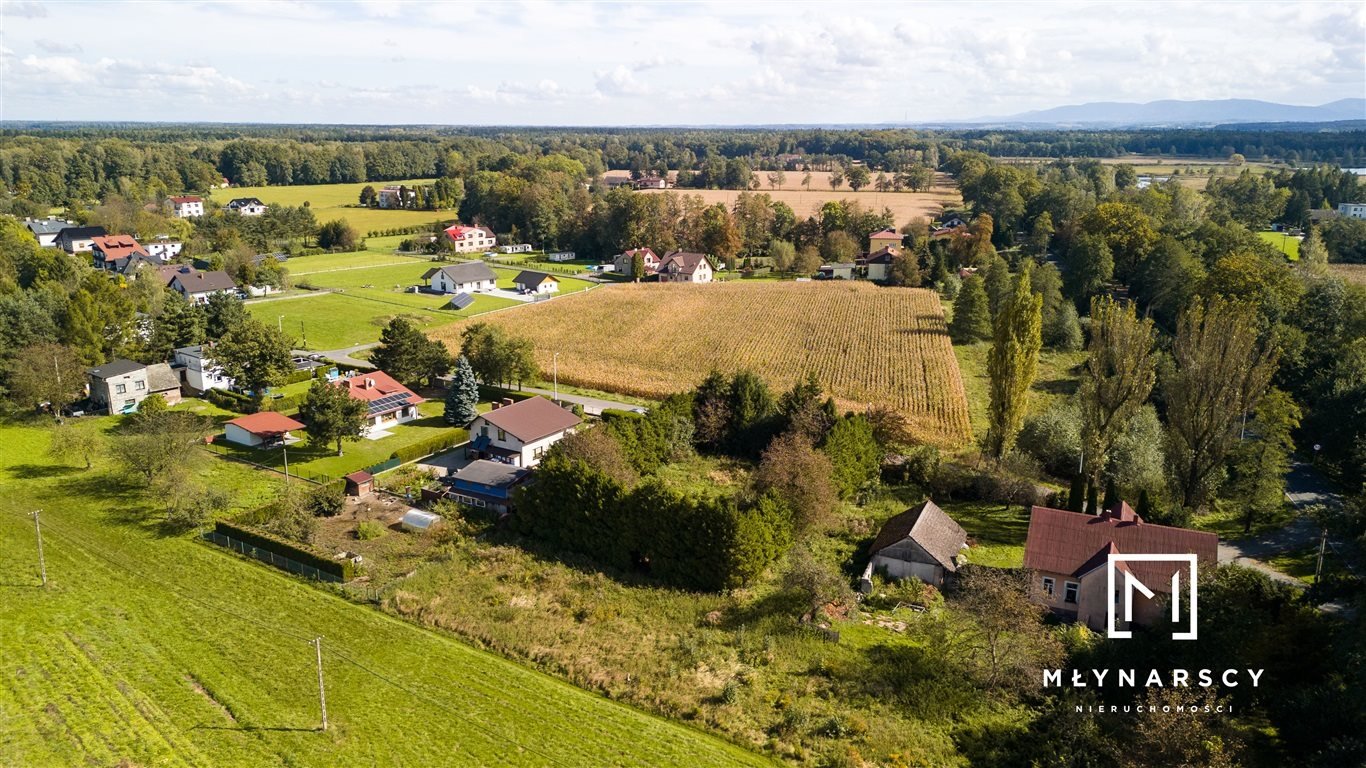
[91,235,150,274]
[338,371,425,436]
[1022,501,1218,632]
[224,411,305,447]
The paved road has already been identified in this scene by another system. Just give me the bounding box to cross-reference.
[519,386,647,416]
[1217,458,1354,589]
[298,342,378,368]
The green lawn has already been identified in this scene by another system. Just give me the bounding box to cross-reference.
[0,417,767,767]
[210,181,455,235]
[951,339,1085,442]
[246,291,519,351]
[940,501,1029,568]
[1258,231,1301,261]
[212,401,466,481]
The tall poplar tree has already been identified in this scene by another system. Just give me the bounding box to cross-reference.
[1078,297,1157,494]
[986,263,1043,459]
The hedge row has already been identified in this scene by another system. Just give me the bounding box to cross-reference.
[206,388,252,412]
[390,430,465,463]
[213,520,355,580]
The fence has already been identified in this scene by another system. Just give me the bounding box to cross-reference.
[203,530,345,583]
[201,442,336,485]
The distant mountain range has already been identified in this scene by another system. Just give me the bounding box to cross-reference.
[961,99,1366,128]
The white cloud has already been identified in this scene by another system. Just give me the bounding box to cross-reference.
[594,65,650,97]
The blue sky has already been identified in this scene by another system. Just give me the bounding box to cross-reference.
[1,0,1362,124]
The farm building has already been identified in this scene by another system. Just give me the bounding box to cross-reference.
[817,263,855,280]
[224,411,305,448]
[145,363,183,406]
[861,500,968,591]
[423,262,497,294]
[445,459,531,514]
[338,371,425,436]
[1023,502,1218,632]
[443,224,497,253]
[467,396,581,467]
[513,271,559,295]
[657,251,713,284]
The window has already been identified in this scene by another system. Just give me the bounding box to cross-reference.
[1063,582,1079,604]
[1041,577,1055,597]
[115,383,127,394]
[134,380,146,391]
[497,428,506,442]
[480,425,488,438]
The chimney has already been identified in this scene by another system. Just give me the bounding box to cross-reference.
[364,378,375,389]
[490,402,500,410]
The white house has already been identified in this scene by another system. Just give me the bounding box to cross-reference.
[423,262,497,294]
[338,371,424,436]
[657,251,714,284]
[144,237,183,262]
[513,270,559,295]
[613,247,659,277]
[173,345,234,393]
[224,411,304,448]
[54,226,107,254]
[226,197,267,216]
[498,243,533,254]
[168,196,204,218]
[443,224,497,253]
[24,217,74,248]
[546,251,576,262]
[467,396,581,468]
[170,269,237,305]
[376,185,416,209]
[1338,202,1366,220]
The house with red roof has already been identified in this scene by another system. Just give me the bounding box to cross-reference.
[338,371,425,436]
[657,251,714,284]
[91,235,150,274]
[224,411,305,447]
[443,224,497,253]
[168,195,204,218]
[1023,502,1218,632]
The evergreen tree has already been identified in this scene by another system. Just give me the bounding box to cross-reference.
[984,255,1012,317]
[444,355,479,425]
[822,414,881,499]
[203,291,249,340]
[1068,474,1086,513]
[149,293,205,359]
[61,290,104,365]
[985,263,1043,459]
[299,378,368,456]
[949,274,992,344]
[371,317,452,386]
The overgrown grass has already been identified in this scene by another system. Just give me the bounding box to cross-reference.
[210,181,454,233]
[1190,499,1299,540]
[1,416,761,766]
[952,339,1085,443]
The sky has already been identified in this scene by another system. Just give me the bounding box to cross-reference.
[1,0,1363,125]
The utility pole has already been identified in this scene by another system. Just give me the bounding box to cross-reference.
[283,444,291,485]
[1313,527,1328,597]
[311,636,328,731]
[553,352,559,401]
[32,508,46,584]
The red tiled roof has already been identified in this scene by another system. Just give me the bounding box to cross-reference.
[870,228,901,239]
[91,235,147,261]
[444,224,495,241]
[1023,505,1218,590]
[169,196,202,204]
[226,411,305,436]
[339,371,424,406]
[344,470,373,483]
[477,396,581,443]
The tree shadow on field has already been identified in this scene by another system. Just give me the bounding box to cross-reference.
[895,327,952,338]
[191,723,320,733]
[6,463,80,480]
[1032,377,1077,397]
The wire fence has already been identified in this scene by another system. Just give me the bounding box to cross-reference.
[203,530,345,583]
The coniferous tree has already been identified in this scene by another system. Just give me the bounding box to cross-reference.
[984,255,1012,317]
[299,378,368,456]
[444,355,479,425]
[986,263,1043,459]
[370,317,452,386]
[949,274,992,344]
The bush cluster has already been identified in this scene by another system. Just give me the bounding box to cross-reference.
[213,520,355,580]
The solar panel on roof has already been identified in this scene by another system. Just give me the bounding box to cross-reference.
[447,292,474,310]
[367,392,413,415]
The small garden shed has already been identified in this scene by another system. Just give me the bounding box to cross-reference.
[344,470,374,498]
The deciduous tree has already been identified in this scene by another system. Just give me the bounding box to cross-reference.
[986,264,1043,459]
[213,317,293,401]
[1078,297,1157,494]
[298,377,368,456]
[9,342,87,418]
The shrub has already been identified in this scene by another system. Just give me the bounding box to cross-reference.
[356,520,386,541]
[308,483,345,517]
[213,520,354,580]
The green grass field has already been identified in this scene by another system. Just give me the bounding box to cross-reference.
[950,339,1085,442]
[210,180,454,234]
[0,417,770,767]
[1259,231,1301,260]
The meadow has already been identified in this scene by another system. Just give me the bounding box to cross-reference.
[0,418,768,767]
[433,282,973,446]
[209,179,451,234]
[1329,263,1366,286]
[1258,230,1302,260]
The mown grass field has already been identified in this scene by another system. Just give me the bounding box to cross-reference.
[434,281,973,446]
[0,417,772,767]
[251,251,592,350]
[210,180,452,234]
[1258,231,1301,260]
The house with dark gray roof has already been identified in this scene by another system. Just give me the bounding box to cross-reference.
[88,359,150,414]
[513,270,559,295]
[422,261,497,294]
[861,500,968,591]
[54,226,107,254]
[170,269,237,304]
[225,197,267,216]
[24,217,75,248]
[444,459,532,514]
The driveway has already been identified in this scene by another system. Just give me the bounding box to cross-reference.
[520,386,647,416]
[418,443,473,478]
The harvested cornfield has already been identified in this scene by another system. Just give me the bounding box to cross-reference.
[433,281,972,446]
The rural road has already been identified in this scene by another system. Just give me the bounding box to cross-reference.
[519,386,646,416]
[302,342,378,368]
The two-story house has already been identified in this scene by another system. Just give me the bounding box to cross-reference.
[467,396,581,467]
[225,197,267,216]
[144,236,184,262]
[656,251,714,283]
[91,235,150,273]
[613,247,660,278]
[173,344,234,393]
[170,269,237,304]
[168,195,204,218]
[23,217,75,248]
[423,262,497,294]
[88,359,150,414]
[54,226,107,255]
[445,459,532,514]
[1022,502,1218,632]
[443,224,497,253]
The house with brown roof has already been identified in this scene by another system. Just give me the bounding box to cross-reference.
[865,246,900,281]
[861,500,968,591]
[338,371,425,436]
[613,247,659,278]
[91,235,149,273]
[1022,502,1218,632]
[657,251,714,284]
[224,411,305,447]
[467,396,581,467]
